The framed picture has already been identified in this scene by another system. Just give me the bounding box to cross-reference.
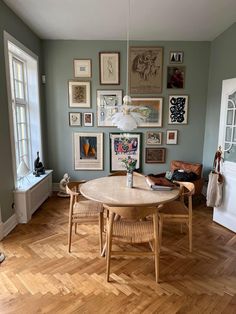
[168,95,188,124]
[74,59,92,78]
[146,131,162,145]
[83,112,93,127]
[69,112,81,126]
[110,133,141,172]
[129,46,163,94]
[169,51,184,64]
[132,97,163,127]
[68,81,91,108]
[166,130,178,144]
[167,66,185,89]
[145,148,166,164]
[97,90,122,127]
[74,132,103,170]
[99,52,120,85]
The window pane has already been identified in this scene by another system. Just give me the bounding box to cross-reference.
[16,106,26,123]
[225,127,232,141]
[14,80,25,99]
[13,59,23,81]
[224,144,236,162]
[233,127,236,142]
[17,123,27,140]
[227,110,233,125]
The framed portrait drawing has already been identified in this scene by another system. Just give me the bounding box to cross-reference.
[99,52,120,85]
[167,66,185,89]
[168,95,188,124]
[145,148,166,164]
[129,47,163,94]
[68,81,91,108]
[74,132,103,170]
[169,51,184,64]
[110,133,141,172]
[83,112,93,127]
[166,130,178,144]
[132,97,163,127]
[97,90,122,127]
[74,59,92,78]
[69,112,81,126]
[146,131,162,145]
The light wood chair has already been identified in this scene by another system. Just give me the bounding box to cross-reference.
[66,181,104,253]
[158,181,195,252]
[109,171,145,177]
[104,205,160,283]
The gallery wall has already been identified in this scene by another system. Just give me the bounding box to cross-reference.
[43,40,210,182]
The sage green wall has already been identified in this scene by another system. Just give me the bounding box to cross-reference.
[0,0,43,222]
[203,23,236,176]
[43,40,210,182]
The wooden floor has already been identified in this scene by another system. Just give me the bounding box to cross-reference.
[0,194,236,314]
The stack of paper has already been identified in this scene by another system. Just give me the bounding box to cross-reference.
[145,176,175,191]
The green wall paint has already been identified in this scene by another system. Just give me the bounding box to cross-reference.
[203,23,236,176]
[43,40,210,182]
[0,0,42,222]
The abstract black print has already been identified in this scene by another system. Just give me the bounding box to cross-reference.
[168,95,188,124]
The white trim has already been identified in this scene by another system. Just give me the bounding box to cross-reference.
[213,211,236,233]
[1,214,18,240]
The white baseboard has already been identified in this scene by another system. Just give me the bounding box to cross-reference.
[2,214,18,239]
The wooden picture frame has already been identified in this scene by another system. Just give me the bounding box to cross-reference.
[166,130,178,144]
[83,112,93,127]
[69,112,81,126]
[169,51,184,64]
[99,52,120,85]
[73,59,92,78]
[168,95,188,124]
[129,46,163,94]
[146,131,162,145]
[74,132,103,170]
[68,81,91,108]
[131,97,163,127]
[97,90,123,127]
[145,147,166,163]
[167,66,185,89]
[109,132,142,172]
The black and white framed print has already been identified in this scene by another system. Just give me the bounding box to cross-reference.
[168,95,188,124]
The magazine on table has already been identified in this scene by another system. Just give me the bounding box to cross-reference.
[145,175,175,191]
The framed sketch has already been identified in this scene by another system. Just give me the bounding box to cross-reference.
[168,95,188,124]
[166,130,178,144]
[145,148,166,164]
[169,51,184,64]
[74,59,92,78]
[99,52,120,85]
[110,133,141,172]
[97,90,122,127]
[74,132,103,170]
[69,112,81,126]
[132,98,163,127]
[83,112,93,127]
[129,46,163,94]
[146,131,162,145]
[68,81,91,108]
[167,66,185,89]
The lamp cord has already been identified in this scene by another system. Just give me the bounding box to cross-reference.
[126,0,130,97]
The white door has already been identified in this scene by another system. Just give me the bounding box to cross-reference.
[213,78,236,232]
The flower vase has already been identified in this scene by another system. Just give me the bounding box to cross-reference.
[126,171,133,188]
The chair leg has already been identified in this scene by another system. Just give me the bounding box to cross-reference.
[99,212,104,254]
[106,212,115,282]
[159,215,163,249]
[189,222,192,253]
[153,214,160,283]
[75,223,77,234]
[68,221,73,253]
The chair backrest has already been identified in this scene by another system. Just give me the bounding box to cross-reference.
[109,171,144,177]
[104,205,157,220]
[66,181,80,196]
[170,160,202,178]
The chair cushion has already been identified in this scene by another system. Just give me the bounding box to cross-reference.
[158,201,189,216]
[170,160,202,178]
[73,200,103,217]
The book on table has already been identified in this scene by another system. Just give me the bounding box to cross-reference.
[145,175,175,191]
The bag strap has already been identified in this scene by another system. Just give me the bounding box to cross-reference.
[213,147,222,173]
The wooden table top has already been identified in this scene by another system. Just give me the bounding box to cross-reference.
[80,175,180,207]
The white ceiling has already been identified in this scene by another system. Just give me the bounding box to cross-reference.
[3,0,236,41]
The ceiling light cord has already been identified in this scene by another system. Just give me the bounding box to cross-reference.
[126,0,130,97]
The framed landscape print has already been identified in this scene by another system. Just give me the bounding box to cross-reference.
[168,95,188,124]
[145,148,166,163]
[74,59,92,78]
[68,81,91,108]
[99,52,120,85]
[132,98,163,127]
[167,66,185,89]
[110,133,141,171]
[69,112,81,126]
[169,51,184,64]
[97,90,122,126]
[166,130,178,144]
[74,132,103,170]
[129,47,163,94]
[146,131,162,145]
[83,112,93,127]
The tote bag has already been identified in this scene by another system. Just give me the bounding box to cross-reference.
[206,171,224,207]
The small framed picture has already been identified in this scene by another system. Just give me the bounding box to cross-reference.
[132,98,163,127]
[83,112,93,127]
[74,59,92,78]
[145,148,166,164]
[146,131,162,145]
[167,66,185,89]
[68,81,91,108]
[169,51,184,64]
[166,130,178,144]
[69,112,81,126]
[168,95,188,124]
[99,52,120,85]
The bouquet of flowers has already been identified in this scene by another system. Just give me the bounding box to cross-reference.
[121,156,137,173]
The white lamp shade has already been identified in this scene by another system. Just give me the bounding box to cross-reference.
[17,159,30,177]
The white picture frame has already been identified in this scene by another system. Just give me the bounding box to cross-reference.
[74,59,92,78]
[83,112,93,127]
[168,95,188,124]
[69,112,81,126]
[68,81,91,108]
[166,130,178,144]
[99,52,120,85]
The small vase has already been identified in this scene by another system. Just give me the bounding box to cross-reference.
[126,171,133,188]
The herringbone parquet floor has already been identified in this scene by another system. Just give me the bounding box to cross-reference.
[0,194,236,313]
